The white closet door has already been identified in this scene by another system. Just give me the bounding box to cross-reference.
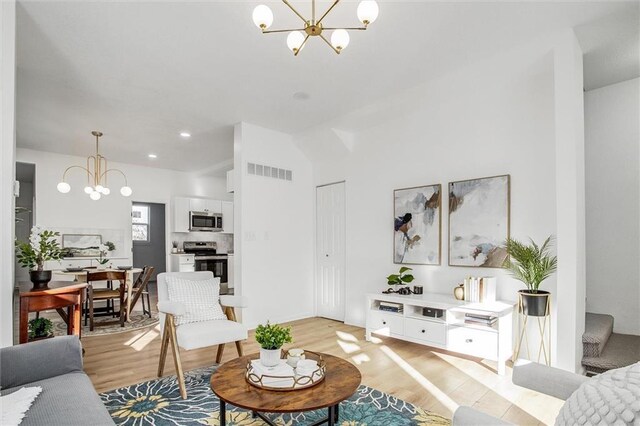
[316,182,346,321]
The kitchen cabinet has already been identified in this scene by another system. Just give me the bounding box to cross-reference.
[173,197,191,233]
[189,198,221,213]
[222,201,234,234]
[170,254,195,272]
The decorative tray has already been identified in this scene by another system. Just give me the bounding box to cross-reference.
[64,267,85,272]
[245,350,326,391]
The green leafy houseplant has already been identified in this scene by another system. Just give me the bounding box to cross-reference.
[28,317,54,339]
[503,236,557,293]
[504,236,558,317]
[387,266,415,286]
[255,322,293,350]
[15,226,63,271]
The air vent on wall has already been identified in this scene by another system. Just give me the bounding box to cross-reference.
[247,162,293,182]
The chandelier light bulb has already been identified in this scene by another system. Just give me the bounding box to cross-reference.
[95,184,104,193]
[287,31,305,53]
[90,191,101,201]
[102,187,111,195]
[84,186,94,194]
[57,182,71,193]
[331,29,350,52]
[120,186,132,197]
[252,5,273,30]
[357,0,379,25]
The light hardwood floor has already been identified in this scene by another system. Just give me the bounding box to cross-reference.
[81,302,563,425]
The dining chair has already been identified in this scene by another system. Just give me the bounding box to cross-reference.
[86,270,127,331]
[156,271,248,399]
[122,266,155,319]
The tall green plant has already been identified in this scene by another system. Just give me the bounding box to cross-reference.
[503,236,557,293]
[15,226,63,271]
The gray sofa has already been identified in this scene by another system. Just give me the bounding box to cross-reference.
[0,336,114,425]
[453,361,589,425]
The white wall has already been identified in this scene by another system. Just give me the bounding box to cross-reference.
[585,77,640,334]
[234,122,314,329]
[1,0,17,348]
[15,148,230,271]
[296,32,587,371]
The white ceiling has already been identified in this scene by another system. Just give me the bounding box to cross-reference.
[16,1,639,173]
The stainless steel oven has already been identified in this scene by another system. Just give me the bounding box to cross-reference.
[194,255,228,284]
[189,211,223,232]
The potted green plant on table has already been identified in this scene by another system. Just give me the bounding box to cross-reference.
[504,236,558,317]
[255,322,293,367]
[384,266,414,294]
[16,226,63,290]
[28,317,54,341]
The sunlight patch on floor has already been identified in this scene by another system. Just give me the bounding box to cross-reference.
[351,353,371,365]
[380,345,459,413]
[124,328,160,351]
[335,331,359,342]
[432,351,562,425]
[337,339,361,354]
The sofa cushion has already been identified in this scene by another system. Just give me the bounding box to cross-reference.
[177,319,247,350]
[1,372,113,426]
[166,276,227,326]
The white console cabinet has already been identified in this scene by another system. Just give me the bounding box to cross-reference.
[366,293,514,375]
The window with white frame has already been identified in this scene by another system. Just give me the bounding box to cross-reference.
[132,204,150,242]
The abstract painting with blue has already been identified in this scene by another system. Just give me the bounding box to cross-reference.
[393,184,441,265]
[448,175,510,267]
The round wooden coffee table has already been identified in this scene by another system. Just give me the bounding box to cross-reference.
[210,353,361,426]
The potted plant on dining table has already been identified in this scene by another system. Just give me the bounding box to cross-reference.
[95,241,115,269]
[16,226,64,290]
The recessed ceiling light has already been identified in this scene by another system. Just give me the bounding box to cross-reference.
[180,132,191,138]
[148,154,157,159]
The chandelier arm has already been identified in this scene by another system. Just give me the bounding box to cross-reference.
[100,168,129,186]
[294,34,311,56]
[316,0,341,26]
[262,27,306,34]
[319,34,341,54]
[281,0,308,24]
[87,155,97,186]
[312,0,315,23]
[322,27,367,31]
[61,165,94,182]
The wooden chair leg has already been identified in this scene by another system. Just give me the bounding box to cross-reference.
[235,340,243,357]
[157,316,171,377]
[88,285,95,332]
[167,315,187,399]
[216,343,226,364]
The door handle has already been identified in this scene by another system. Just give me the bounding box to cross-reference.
[325,254,329,257]
[382,321,386,325]
[421,329,426,333]
[465,339,473,343]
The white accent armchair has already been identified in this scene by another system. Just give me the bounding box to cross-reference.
[156,271,248,399]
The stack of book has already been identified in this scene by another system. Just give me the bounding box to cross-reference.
[249,360,295,387]
[464,313,497,327]
[378,301,403,313]
[463,276,497,303]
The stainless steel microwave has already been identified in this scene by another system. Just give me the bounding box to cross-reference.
[189,211,223,232]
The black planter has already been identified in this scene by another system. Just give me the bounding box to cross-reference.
[29,270,52,290]
[518,290,550,317]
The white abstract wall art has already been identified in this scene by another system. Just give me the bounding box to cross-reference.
[448,175,510,267]
[394,184,441,265]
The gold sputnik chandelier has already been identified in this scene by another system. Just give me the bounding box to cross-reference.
[56,131,132,201]
[252,0,379,56]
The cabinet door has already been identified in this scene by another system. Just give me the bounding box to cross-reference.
[189,198,207,212]
[206,199,222,213]
[173,197,190,232]
[222,201,234,233]
[226,170,234,193]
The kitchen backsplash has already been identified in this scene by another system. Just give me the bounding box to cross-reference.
[171,232,234,253]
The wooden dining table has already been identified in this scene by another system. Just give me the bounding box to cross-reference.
[53,268,143,322]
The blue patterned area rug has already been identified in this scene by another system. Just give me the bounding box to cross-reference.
[100,366,450,425]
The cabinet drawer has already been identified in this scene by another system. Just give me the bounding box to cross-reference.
[448,326,498,360]
[368,310,404,336]
[404,318,446,346]
[179,255,194,265]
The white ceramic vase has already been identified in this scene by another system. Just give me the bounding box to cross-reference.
[260,348,281,367]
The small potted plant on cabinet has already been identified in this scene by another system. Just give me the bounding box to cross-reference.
[28,317,54,341]
[384,266,414,294]
[255,322,293,367]
[504,236,558,316]
[15,226,63,289]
